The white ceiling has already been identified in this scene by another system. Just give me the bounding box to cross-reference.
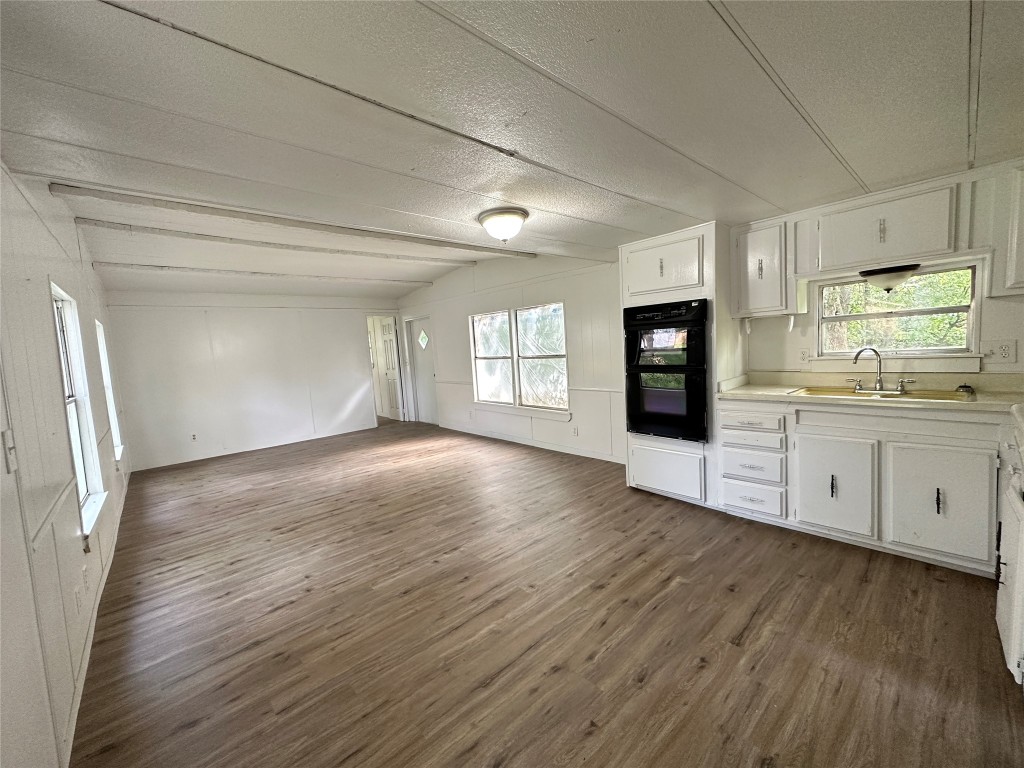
[1,0,1021,298]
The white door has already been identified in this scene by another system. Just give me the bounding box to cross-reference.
[409,318,438,425]
[368,316,402,421]
[795,434,876,536]
[888,443,995,561]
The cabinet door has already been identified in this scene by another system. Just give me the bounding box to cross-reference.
[630,445,704,501]
[819,186,954,271]
[734,224,785,315]
[624,234,702,296]
[796,435,876,536]
[888,444,995,561]
[995,500,1024,679]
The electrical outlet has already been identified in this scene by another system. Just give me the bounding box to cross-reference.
[81,564,90,591]
[982,339,1017,363]
[191,433,198,442]
[468,410,474,421]
[571,426,579,437]
[798,348,810,364]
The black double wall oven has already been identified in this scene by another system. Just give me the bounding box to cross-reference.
[624,299,709,442]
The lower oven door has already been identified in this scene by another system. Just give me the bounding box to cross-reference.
[625,368,707,442]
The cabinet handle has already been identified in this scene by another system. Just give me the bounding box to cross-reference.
[739,463,765,471]
[935,487,941,515]
[739,495,764,504]
[757,258,764,280]
[878,217,886,243]
[830,474,836,498]
[996,558,1006,586]
[659,257,664,278]
[737,419,762,426]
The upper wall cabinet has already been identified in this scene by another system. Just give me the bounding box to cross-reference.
[1007,168,1024,290]
[622,231,703,299]
[733,223,786,316]
[818,186,956,271]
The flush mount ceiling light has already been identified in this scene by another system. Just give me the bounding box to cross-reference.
[478,207,529,243]
[858,264,920,293]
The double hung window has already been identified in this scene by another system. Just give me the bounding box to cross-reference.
[471,302,568,410]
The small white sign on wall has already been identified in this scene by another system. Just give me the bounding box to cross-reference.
[418,330,429,350]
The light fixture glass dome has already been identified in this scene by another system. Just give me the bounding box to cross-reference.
[478,208,529,242]
[859,264,920,293]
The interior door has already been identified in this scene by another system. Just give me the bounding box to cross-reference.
[409,318,437,424]
[378,317,402,421]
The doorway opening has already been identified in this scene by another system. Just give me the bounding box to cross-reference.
[367,315,403,424]
[403,316,438,425]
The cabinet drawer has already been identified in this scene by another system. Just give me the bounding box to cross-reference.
[722,449,786,484]
[719,412,784,431]
[720,430,786,451]
[721,480,785,517]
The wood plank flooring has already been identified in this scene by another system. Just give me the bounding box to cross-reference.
[72,422,1023,768]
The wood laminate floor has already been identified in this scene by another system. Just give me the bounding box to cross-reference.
[72,422,1023,768]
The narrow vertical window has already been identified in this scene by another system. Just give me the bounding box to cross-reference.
[95,321,123,460]
[51,284,104,533]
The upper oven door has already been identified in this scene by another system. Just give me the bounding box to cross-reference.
[626,323,705,370]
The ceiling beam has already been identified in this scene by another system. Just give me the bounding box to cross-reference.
[92,262,432,286]
[50,184,537,259]
[76,218,476,268]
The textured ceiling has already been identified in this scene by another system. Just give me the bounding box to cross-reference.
[1,0,1021,297]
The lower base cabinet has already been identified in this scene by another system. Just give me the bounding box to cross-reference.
[630,445,704,502]
[888,443,996,562]
[996,483,1024,681]
[795,435,876,536]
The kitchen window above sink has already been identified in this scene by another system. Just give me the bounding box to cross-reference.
[818,265,976,356]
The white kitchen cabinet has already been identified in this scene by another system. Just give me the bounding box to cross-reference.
[630,445,704,502]
[795,435,876,536]
[818,186,955,271]
[622,232,703,298]
[733,223,785,316]
[996,479,1024,683]
[790,217,819,277]
[888,443,995,562]
[1006,168,1024,290]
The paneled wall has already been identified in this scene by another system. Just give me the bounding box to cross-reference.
[0,168,129,767]
[398,255,626,463]
[107,293,395,470]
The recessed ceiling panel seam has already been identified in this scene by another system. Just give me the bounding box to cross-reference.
[421,0,784,213]
[713,0,870,193]
[0,65,652,238]
[91,261,433,285]
[96,0,712,223]
[966,0,984,168]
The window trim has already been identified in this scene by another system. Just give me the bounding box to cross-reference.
[815,262,980,359]
[51,283,105,536]
[470,302,569,412]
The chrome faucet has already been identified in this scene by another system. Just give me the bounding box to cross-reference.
[852,347,884,391]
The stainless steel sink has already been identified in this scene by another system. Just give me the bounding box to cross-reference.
[789,386,975,402]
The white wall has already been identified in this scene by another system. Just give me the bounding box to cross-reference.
[0,168,130,767]
[398,255,626,463]
[107,292,395,470]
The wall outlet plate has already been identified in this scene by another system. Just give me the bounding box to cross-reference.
[798,348,810,364]
[982,339,1017,363]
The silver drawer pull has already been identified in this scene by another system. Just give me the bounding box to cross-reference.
[737,420,762,426]
[739,463,765,471]
[739,495,764,504]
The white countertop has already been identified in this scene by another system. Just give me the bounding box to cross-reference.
[719,384,1022,413]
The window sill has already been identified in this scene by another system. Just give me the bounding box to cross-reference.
[473,402,572,422]
[81,491,108,537]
